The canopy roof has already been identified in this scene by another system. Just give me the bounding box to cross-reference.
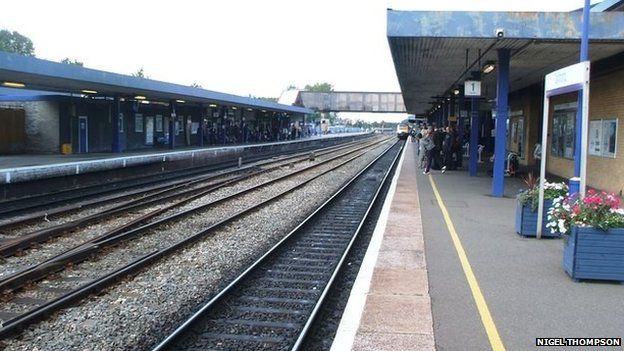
[0,51,311,114]
[387,10,624,115]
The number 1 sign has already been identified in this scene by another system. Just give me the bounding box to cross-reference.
[464,80,481,97]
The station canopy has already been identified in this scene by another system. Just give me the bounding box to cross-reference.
[387,10,624,115]
[0,52,312,114]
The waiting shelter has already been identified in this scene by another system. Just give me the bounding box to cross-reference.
[386,5,624,195]
[0,52,311,154]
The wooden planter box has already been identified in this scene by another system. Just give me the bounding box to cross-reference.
[563,226,624,282]
[515,199,559,237]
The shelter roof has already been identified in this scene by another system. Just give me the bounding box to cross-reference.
[387,10,624,115]
[0,52,312,114]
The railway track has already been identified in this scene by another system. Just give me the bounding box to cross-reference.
[0,137,397,338]
[0,137,388,276]
[152,139,403,350]
[0,137,370,221]
[0,138,385,265]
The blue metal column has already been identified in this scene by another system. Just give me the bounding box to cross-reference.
[450,95,456,126]
[112,97,123,153]
[469,97,479,176]
[198,104,205,147]
[457,91,465,154]
[492,49,510,197]
[439,107,443,127]
[570,0,590,196]
[169,101,176,149]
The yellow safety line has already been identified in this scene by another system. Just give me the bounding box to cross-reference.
[428,176,506,351]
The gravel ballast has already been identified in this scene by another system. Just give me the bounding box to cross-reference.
[1,137,394,351]
[0,139,379,279]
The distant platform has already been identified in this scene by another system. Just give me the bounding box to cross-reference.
[0,133,370,185]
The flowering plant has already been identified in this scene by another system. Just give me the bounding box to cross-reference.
[517,174,568,211]
[547,189,624,234]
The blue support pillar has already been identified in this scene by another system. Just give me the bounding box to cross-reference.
[457,91,465,154]
[438,107,442,127]
[198,104,205,147]
[450,95,456,126]
[169,101,176,150]
[112,97,123,153]
[469,97,479,176]
[570,0,590,196]
[492,49,510,197]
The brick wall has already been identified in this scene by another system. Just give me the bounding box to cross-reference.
[24,101,60,153]
[545,70,624,194]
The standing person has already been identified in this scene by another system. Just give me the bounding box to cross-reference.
[432,127,445,170]
[421,127,436,175]
[442,126,452,173]
[419,125,429,168]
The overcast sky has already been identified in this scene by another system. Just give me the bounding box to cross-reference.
[1,0,599,122]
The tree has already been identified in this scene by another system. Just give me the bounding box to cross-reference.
[286,84,298,91]
[132,67,149,78]
[304,82,333,92]
[0,29,35,56]
[190,82,203,88]
[61,58,83,66]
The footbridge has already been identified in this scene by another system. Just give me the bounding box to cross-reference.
[294,91,406,113]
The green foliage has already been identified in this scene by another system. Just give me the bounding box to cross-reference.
[285,84,297,91]
[190,82,202,88]
[61,58,83,66]
[517,178,568,212]
[132,67,149,78]
[304,82,333,92]
[0,29,35,56]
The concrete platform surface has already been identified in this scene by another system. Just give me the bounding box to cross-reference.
[0,133,368,184]
[333,141,624,351]
[332,141,435,351]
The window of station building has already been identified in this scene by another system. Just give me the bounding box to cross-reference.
[175,120,181,135]
[551,104,576,159]
[155,115,163,132]
[135,113,143,133]
[589,118,618,158]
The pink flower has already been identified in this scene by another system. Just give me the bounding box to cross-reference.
[572,204,581,215]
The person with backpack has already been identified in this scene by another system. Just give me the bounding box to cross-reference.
[421,127,436,175]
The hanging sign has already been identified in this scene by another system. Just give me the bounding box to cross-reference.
[464,80,481,97]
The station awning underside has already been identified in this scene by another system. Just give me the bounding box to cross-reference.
[0,52,312,114]
[387,10,624,115]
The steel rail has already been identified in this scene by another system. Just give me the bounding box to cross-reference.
[150,140,402,351]
[0,138,384,258]
[0,137,369,219]
[0,138,386,293]
[0,138,367,227]
[0,137,391,339]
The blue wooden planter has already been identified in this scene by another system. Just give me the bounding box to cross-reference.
[515,199,559,237]
[563,226,624,282]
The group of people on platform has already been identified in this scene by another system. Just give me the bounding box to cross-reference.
[411,124,465,175]
[200,120,304,145]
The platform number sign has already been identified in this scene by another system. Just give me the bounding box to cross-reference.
[464,80,481,97]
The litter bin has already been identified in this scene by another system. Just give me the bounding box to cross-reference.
[61,143,72,155]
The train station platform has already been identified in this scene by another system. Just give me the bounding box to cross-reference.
[333,141,624,351]
[0,133,369,185]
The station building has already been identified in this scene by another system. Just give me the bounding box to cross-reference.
[387,1,624,194]
[0,52,311,155]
